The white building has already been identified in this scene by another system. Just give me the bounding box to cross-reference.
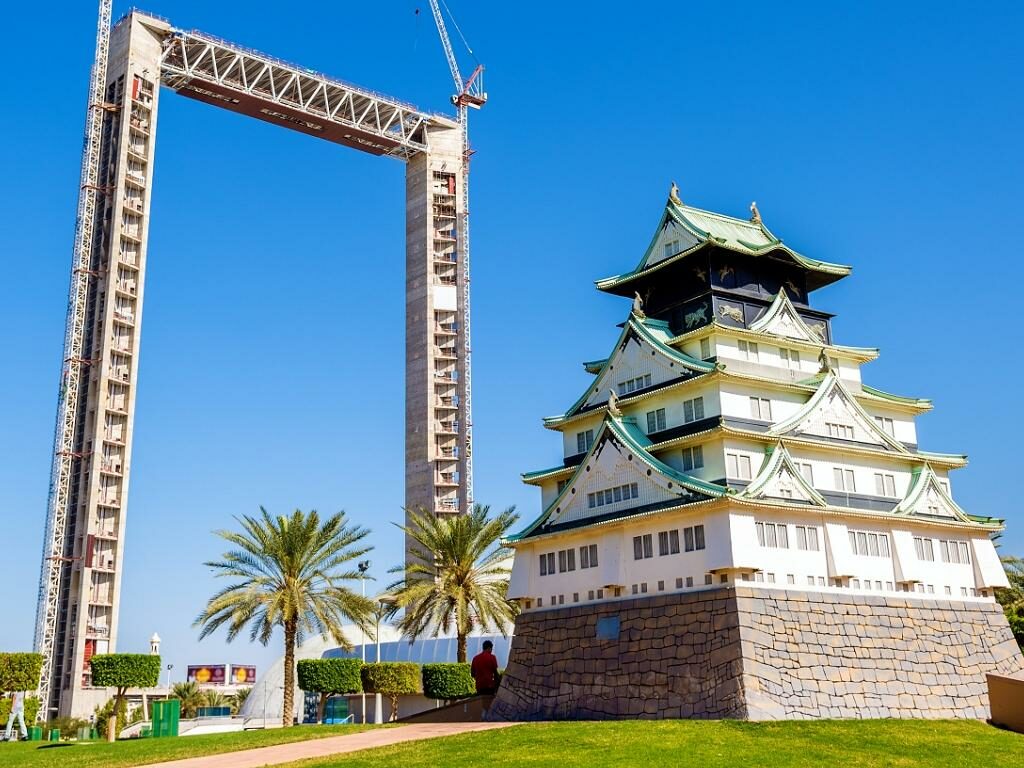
[507,189,1009,613]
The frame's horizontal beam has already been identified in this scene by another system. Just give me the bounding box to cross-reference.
[159,28,455,159]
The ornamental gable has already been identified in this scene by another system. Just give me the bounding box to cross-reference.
[582,329,682,409]
[892,465,970,522]
[740,444,826,506]
[643,216,702,269]
[748,290,828,344]
[771,372,906,452]
[547,429,702,528]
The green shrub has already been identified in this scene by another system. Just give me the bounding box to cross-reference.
[421,663,475,701]
[0,653,44,692]
[0,695,40,725]
[298,658,363,723]
[44,715,91,740]
[361,662,420,721]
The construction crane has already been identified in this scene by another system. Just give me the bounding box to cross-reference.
[426,0,486,510]
[34,0,114,717]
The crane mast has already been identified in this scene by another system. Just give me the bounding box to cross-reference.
[427,0,486,511]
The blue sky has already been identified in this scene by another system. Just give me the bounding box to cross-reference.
[1,1,1021,679]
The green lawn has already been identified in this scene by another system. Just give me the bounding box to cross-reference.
[282,720,1023,768]
[0,724,382,768]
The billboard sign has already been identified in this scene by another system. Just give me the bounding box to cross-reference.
[230,665,257,685]
[187,665,226,685]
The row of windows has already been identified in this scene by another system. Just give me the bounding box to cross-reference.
[755,522,821,551]
[587,483,639,509]
[539,544,601,577]
[529,572,720,609]
[617,374,652,396]
[916,536,972,564]
[634,525,706,560]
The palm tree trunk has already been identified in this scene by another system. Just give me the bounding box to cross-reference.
[457,632,467,664]
[282,618,297,727]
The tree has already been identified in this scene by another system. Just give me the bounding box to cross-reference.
[997,556,1024,649]
[171,681,205,719]
[194,507,375,727]
[0,653,44,694]
[203,689,229,709]
[390,504,520,662]
[89,654,160,741]
[421,663,475,702]
[229,687,252,715]
[297,658,363,723]
[361,663,420,721]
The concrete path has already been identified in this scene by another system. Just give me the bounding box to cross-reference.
[141,722,517,768]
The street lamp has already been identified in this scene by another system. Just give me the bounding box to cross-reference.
[357,560,371,724]
[374,595,397,725]
[165,664,174,694]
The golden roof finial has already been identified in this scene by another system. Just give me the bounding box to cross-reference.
[607,389,622,418]
[750,201,762,224]
[669,181,682,205]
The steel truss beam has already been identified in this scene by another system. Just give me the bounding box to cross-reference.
[159,29,452,159]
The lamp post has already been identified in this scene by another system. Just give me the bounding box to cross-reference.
[357,560,370,724]
[165,664,174,695]
[374,595,396,725]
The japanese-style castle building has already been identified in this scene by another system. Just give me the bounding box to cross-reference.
[490,186,1023,721]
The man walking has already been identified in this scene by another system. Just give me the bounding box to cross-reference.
[470,640,499,696]
[4,690,28,742]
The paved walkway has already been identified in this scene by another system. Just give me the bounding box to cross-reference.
[142,722,517,768]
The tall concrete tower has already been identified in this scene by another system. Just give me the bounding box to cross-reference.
[38,8,480,718]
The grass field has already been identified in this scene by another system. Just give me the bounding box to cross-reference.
[0,724,382,768]
[281,720,1023,768]
[2,720,1020,768]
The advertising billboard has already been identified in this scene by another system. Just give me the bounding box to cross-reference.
[230,665,257,685]
[186,665,226,685]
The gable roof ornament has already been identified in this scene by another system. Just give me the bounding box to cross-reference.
[891,463,973,523]
[747,288,828,344]
[632,291,646,319]
[818,347,831,373]
[607,389,622,417]
[669,180,682,205]
[769,368,910,453]
[749,201,761,224]
[739,441,827,506]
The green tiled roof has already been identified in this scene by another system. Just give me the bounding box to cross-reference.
[596,194,851,293]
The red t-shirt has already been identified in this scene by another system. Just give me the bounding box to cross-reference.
[470,650,498,692]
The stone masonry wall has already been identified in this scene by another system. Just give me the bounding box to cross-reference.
[489,589,748,720]
[488,587,1024,721]
[735,587,1024,720]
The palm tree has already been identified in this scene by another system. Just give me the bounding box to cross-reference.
[170,681,205,719]
[390,504,520,662]
[203,689,229,709]
[998,556,1024,648]
[229,687,252,716]
[194,507,375,726]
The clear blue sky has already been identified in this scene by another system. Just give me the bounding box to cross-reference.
[1,1,1021,680]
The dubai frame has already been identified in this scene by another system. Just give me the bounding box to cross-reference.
[36,5,484,717]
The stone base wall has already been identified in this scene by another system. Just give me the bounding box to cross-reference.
[488,587,1024,721]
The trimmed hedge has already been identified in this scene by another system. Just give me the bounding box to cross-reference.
[297,658,363,695]
[90,654,161,690]
[361,662,420,721]
[422,663,475,701]
[0,653,43,692]
[0,695,40,725]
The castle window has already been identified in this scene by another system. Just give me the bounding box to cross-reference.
[938,479,950,494]
[913,536,935,562]
[658,529,681,556]
[798,462,814,484]
[646,408,667,433]
[557,479,569,493]
[579,543,599,569]
[874,416,895,436]
[700,338,712,359]
[833,467,856,492]
[749,397,772,421]
[737,340,759,362]
[779,348,801,369]
[826,422,855,440]
[681,445,704,471]
[539,552,556,576]
[727,453,753,480]
[664,239,679,260]
[589,483,638,509]
[704,574,713,585]
[617,374,652,396]
[683,524,705,552]
[873,473,896,497]
[633,534,653,560]
[939,539,971,565]
[557,548,576,572]
[576,429,594,454]
[795,525,820,551]
[849,530,891,558]
[756,522,789,549]
[683,397,705,423]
